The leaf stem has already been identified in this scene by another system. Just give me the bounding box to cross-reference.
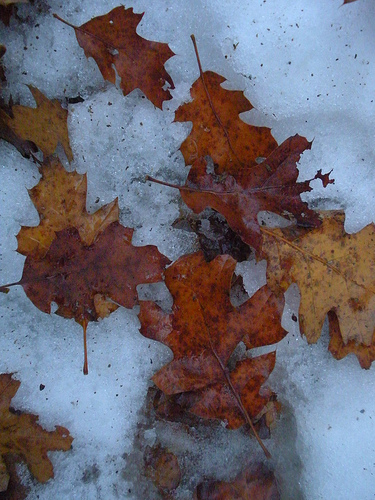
[209,338,271,458]
[82,319,89,375]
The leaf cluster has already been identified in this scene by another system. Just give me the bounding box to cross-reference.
[0,3,371,498]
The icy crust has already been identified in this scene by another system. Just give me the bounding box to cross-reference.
[1,0,375,499]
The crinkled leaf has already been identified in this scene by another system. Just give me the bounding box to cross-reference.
[261,210,375,368]
[13,222,170,325]
[1,86,72,160]
[17,156,119,259]
[0,374,72,491]
[139,251,285,446]
[55,7,174,109]
[150,135,333,252]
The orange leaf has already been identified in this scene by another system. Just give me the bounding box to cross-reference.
[175,70,277,175]
[1,86,72,161]
[0,374,72,492]
[54,7,175,109]
[17,156,119,259]
[261,211,375,368]
[139,251,286,456]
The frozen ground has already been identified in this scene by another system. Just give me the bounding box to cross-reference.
[1,0,375,498]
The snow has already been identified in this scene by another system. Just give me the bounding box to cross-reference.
[1,0,375,498]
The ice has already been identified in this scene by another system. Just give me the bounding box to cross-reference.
[1,0,375,499]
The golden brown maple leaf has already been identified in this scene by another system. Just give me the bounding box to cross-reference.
[54,7,175,109]
[261,211,375,368]
[17,156,118,259]
[1,86,72,161]
[139,251,286,457]
[175,70,277,175]
[0,373,72,493]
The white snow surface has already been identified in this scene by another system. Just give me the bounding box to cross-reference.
[1,0,375,499]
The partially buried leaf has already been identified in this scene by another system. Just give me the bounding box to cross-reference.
[173,210,252,262]
[194,462,280,500]
[175,70,277,175]
[149,135,333,253]
[0,86,72,161]
[261,211,375,368]
[0,373,72,493]
[139,251,286,456]
[17,156,119,259]
[54,7,175,109]
[144,444,181,493]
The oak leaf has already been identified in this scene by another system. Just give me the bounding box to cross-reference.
[0,374,72,492]
[175,70,277,175]
[261,211,375,368]
[54,7,175,109]
[194,463,280,500]
[17,156,119,259]
[139,251,286,456]
[0,86,72,161]
[149,135,333,252]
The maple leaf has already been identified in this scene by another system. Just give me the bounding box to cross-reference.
[17,156,119,259]
[54,7,175,109]
[148,134,333,252]
[175,36,277,175]
[0,373,72,492]
[1,159,170,373]
[261,210,375,368]
[1,222,170,373]
[139,251,286,457]
[0,86,72,161]
[194,462,280,500]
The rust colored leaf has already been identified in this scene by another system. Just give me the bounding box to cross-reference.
[148,135,333,252]
[17,156,119,259]
[54,7,174,109]
[0,374,72,492]
[194,462,280,500]
[139,251,286,456]
[144,444,181,493]
[261,211,375,368]
[5,222,170,326]
[1,86,72,161]
[175,70,277,175]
